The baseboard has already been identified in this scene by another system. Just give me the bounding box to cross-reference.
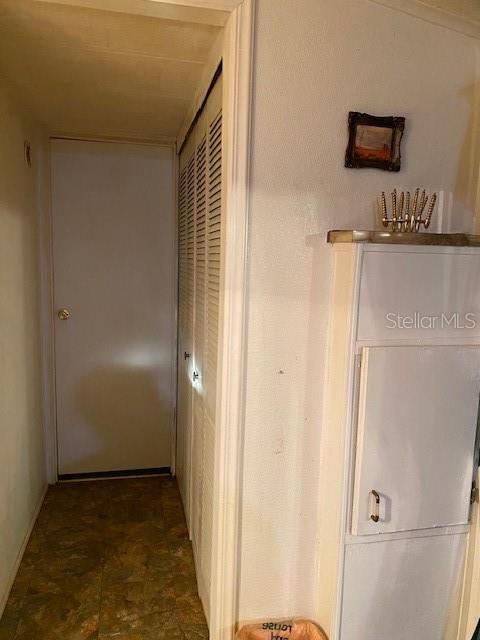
[58,467,171,481]
[0,484,48,618]
[192,543,210,628]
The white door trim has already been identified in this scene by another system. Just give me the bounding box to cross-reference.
[209,1,254,638]
[152,0,241,9]
[458,467,480,640]
[34,0,231,27]
[171,143,180,478]
[39,139,177,483]
[38,141,57,485]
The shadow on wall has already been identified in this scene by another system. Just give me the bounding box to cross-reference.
[455,81,480,232]
[65,365,171,473]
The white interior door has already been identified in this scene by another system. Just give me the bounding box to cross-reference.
[352,346,480,535]
[51,139,175,477]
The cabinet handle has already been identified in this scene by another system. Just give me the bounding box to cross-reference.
[370,490,380,522]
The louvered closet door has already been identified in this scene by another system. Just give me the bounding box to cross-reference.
[176,158,194,525]
[176,73,223,612]
[200,104,222,587]
[192,135,207,556]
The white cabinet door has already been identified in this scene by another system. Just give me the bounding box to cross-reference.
[352,346,480,535]
[340,534,466,640]
[357,249,480,342]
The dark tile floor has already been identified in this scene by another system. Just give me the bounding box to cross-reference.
[0,477,208,640]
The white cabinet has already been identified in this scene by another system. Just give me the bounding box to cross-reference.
[352,346,480,535]
[340,534,466,640]
[319,241,480,640]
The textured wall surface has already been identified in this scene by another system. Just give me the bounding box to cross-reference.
[239,0,480,622]
[0,83,47,613]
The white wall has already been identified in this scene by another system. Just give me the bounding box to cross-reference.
[239,0,480,623]
[0,83,47,613]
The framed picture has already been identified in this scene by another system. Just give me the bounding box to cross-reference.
[345,111,405,172]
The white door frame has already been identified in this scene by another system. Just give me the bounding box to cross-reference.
[39,139,177,484]
[39,0,253,636]
[174,0,254,634]
[209,1,254,637]
[458,466,480,639]
[38,142,57,485]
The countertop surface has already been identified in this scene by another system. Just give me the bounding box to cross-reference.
[327,230,480,247]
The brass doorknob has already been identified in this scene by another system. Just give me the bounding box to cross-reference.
[57,308,70,320]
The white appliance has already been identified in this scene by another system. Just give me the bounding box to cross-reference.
[319,232,480,640]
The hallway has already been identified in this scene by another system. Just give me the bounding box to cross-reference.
[0,477,207,640]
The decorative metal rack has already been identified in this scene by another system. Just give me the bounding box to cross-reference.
[380,188,437,233]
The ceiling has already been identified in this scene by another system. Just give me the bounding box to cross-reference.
[0,0,223,141]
